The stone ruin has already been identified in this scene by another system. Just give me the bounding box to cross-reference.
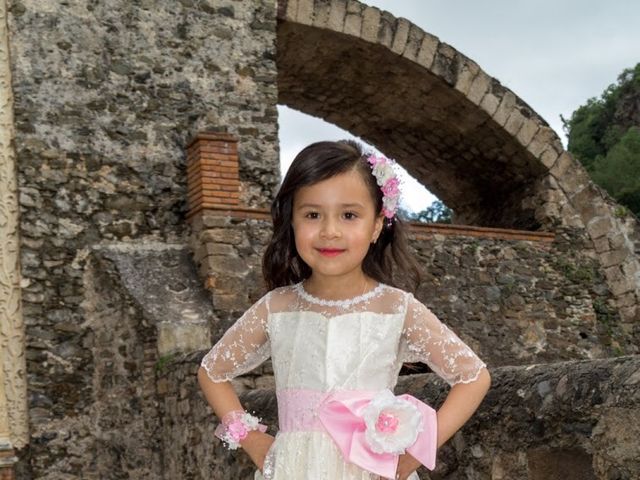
[0,0,639,478]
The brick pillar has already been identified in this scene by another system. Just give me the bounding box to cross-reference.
[186,132,241,220]
[185,132,270,303]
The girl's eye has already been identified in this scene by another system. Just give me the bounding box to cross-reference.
[305,212,319,219]
[344,211,358,220]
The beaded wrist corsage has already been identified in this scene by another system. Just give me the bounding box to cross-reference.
[214,409,268,450]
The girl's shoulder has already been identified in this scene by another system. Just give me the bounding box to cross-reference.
[263,283,299,312]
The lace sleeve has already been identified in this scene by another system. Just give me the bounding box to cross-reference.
[200,292,271,383]
[400,293,487,387]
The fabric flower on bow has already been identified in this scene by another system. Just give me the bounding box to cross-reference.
[362,389,423,455]
[317,389,438,479]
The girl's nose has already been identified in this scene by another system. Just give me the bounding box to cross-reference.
[320,217,341,238]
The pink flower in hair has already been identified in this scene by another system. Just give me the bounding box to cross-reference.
[366,153,401,219]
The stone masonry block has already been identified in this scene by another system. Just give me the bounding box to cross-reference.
[285,0,298,21]
[516,117,539,147]
[616,291,637,308]
[593,236,610,254]
[549,151,572,179]
[586,216,613,240]
[454,57,480,96]
[157,322,211,356]
[391,17,411,55]
[504,109,525,136]
[609,232,627,250]
[467,70,492,106]
[296,0,314,26]
[621,260,640,282]
[431,42,457,86]
[493,90,516,126]
[562,166,592,197]
[377,11,394,48]
[539,146,560,169]
[312,0,332,28]
[344,0,364,36]
[479,91,500,116]
[205,254,249,276]
[416,32,438,69]
[402,24,425,62]
[328,0,347,31]
[571,183,603,219]
[619,305,639,323]
[361,6,381,43]
[527,126,560,158]
[603,265,622,284]
[200,227,245,245]
[601,247,631,268]
[610,275,636,297]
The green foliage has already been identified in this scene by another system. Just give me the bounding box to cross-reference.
[553,257,596,284]
[400,200,452,224]
[562,63,640,218]
[591,127,640,214]
[155,353,176,374]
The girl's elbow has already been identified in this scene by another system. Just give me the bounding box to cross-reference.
[479,367,491,390]
[197,366,210,386]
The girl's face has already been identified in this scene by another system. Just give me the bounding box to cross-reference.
[291,168,384,282]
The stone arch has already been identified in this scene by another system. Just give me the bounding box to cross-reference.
[276,0,640,326]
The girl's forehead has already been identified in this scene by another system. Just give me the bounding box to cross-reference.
[293,170,373,205]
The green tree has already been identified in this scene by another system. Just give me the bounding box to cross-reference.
[562,63,640,217]
[591,127,640,214]
[399,200,452,224]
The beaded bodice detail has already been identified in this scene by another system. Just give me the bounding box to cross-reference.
[293,281,386,308]
[200,282,487,391]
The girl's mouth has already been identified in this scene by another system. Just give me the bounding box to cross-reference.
[317,248,345,257]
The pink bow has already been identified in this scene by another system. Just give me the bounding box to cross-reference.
[316,390,438,479]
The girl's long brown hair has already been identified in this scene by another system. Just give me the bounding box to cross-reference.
[262,139,422,293]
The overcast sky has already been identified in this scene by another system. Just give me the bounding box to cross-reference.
[277,0,640,212]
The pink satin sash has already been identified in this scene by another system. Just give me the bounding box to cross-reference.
[276,389,438,479]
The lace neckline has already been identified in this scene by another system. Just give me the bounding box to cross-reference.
[294,280,386,307]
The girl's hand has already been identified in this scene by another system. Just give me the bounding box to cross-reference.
[394,452,421,480]
[240,430,276,472]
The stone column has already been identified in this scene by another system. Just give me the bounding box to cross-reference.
[185,132,271,309]
[0,0,28,477]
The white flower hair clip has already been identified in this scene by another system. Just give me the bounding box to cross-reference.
[366,153,401,221]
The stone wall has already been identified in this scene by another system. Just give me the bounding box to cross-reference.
[7,0,279,477]
[164,351,640,480]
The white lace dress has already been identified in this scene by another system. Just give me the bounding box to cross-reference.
[200,281,487,480]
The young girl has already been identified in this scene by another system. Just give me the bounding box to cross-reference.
[197,140,491,480]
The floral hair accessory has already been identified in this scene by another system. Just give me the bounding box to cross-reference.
[214,409,267,450]
[366,153,401,221]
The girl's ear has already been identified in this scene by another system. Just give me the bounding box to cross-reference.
[371,212,384,243]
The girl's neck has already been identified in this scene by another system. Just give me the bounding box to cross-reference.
[302,272,377,301]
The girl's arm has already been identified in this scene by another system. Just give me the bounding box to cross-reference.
[397,292,491,477]
[435,367,491,448]
[197,293,274,469]
[396,368,490,479]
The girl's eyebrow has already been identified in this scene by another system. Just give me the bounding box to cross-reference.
[296,202,365,210]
